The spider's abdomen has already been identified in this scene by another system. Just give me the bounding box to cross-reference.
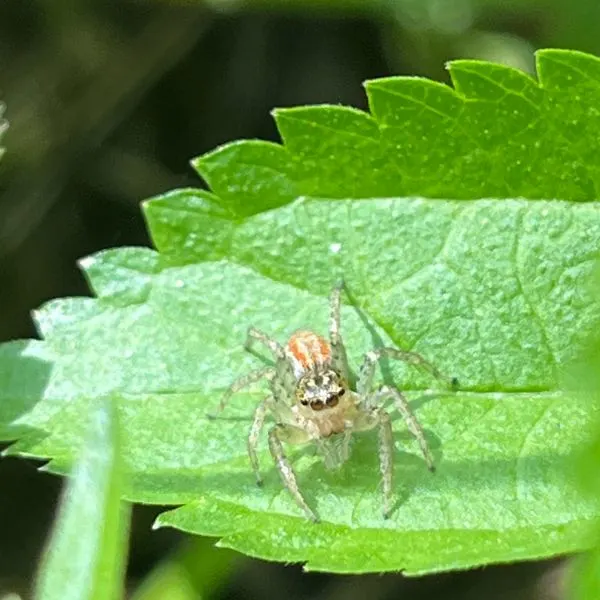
[286,330,331,377]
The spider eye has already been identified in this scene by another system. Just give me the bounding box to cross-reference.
[311,400,325,411]
[300,398,309,406]
[325,395,339,407]
[338,388,345,396]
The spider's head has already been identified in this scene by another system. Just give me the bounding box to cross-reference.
[295,368,348,412]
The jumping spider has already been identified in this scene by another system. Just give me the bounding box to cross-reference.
[213,282,456,522]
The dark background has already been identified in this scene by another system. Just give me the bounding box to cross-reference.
[1,1,598,597]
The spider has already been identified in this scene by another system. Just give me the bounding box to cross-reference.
[212,282,456,522]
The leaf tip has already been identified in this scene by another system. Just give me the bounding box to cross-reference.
[535,47,600,87]
[152,514,167,531]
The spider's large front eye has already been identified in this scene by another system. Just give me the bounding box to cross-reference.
[325,394,339,408]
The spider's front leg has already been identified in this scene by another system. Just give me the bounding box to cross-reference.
[208,367,274,418]
[329,281,351,382]
[369,385,434,471]
[268,425,319,523]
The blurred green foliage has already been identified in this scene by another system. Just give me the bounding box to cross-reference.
[2,0,600,598]
[33,399,129,600]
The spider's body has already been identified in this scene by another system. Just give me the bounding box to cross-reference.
[286,330,331,375]
[287,330,350,424]
[214,283,454,523]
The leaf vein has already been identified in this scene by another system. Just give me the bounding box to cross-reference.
[513,208,559,381]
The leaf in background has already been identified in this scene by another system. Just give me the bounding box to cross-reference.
[194,49,600,216]
[567,306,600,599]
[130,538,238,600]
[34,397,130,600]
[2,49,600,574]
[0,102,6,160]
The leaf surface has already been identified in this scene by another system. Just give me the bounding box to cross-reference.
[3,49,600,573]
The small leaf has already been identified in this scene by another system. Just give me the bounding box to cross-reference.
[34,397,130,600]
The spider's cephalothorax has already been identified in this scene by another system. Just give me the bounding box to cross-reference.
[287,331,347,409]
[295,367,347,411]
[213,282,455,523]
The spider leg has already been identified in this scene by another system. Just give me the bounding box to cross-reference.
[245,327,287,361]
[268,425,319,522]
[244,327,297,404]
[329,281,350,381]
[247,396,271,485]
[376,408,395,519]
[208,367,274,417]
[357,346,455,398]
[341,426,353,464]
[370,385,434,471]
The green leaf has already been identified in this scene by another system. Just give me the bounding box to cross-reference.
[34,397,130,600]
[0,340,49,439]
[193,49,600,217]
[3,49,600,574]
[567,310,600,599]
[5,195,600,574]
[130,538,238,600]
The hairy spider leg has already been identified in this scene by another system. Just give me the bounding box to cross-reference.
[245,326,287,360]
[376,408,395,518]
[209,367,274,417]
[358,347,454,398]
[369,385,434,471]
[247,397,271,485]
[246,327,297,404]
[268,425,319,522]
[328,280,351,382]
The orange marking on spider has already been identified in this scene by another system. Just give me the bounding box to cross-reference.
[286,330,331,372]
